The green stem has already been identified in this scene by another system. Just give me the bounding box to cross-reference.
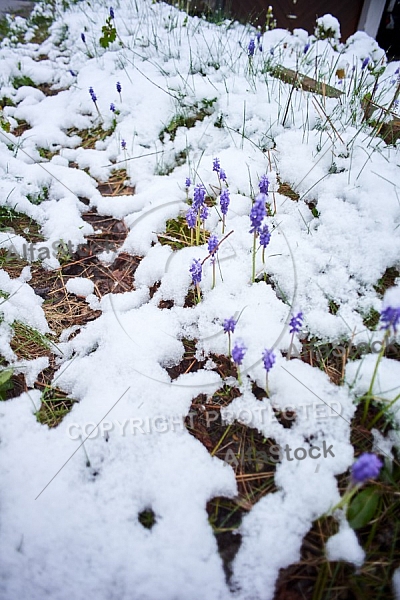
[212,261,216,289]
[252,231,257,283]
[228,333,231,358]
[362,330,389,424]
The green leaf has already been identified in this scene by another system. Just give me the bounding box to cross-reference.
[0,369,13,387]
[347,487,380,530]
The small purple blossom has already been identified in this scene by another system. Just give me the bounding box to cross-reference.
[303,42,310,54]
[192,184,206,211]
[259,175,269,195]
[89,87,97,103]
[289,311,303,334]
[262,348,275,372]
[219,168,227,182]
[109,6,114,19]
[380,306,400,333]
[248,38,255,57]
[200,205,209,222]
[269,46,274,56]
[186,208,197,229]
[69,70,77,77]
[232,340,246,366]
[116,81,122,93]
[361,56,370,70]
[351,453,383,484]
[259,224,271,247]
[213,157,220,172]
[121,139,126,150]
[208,235,219,255]
[185,177,191,188]
[190,259,202,285]
[258,44,263,52]
[220,189,230,216]
[223,317,236,334]
[249,196,266,233]
[256,31,262,43]
[110,102,116,112]
[81,32,86,43]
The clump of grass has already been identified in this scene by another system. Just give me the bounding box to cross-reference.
[0,206,43,242]
[35,385,76,427]
[159,98,217,142]
[67,124,115,150]
[10,321,52,359]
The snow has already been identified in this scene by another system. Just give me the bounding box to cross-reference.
[0,1,399,598]
[325,519,365,566]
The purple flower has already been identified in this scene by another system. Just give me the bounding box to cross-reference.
[249,196,266,233]
[259,175,269,195]
[380,306,400,333]
[109,6,114,19]
[110,102,116,112]
[258,44,263,52]
[190,259,202,285]
[208,234,219,255]
[116,81,122,93]
[185,177,191,188]
[232,340,246,366]
[69,70,77,76]
[213,157,220,172]
[220,189,230,216]
[262,348,275,372]
[269,46,274,56]
[256,31,262,43]
[289,311,303,334]
[200,205,209,222]
[351,453,383,484]
[223,317,236,334]
[303,42,310,54]
[81,32,86,43]
[248,38,255,57]
[259,224,271,247]
[219,168,227,182]
[121,139,126,150]
[362,56,370,70]
[89,87,97,103]
[186,208,197,229]
[192,184,206,211]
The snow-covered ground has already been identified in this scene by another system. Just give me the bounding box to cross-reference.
[0,2,399,598]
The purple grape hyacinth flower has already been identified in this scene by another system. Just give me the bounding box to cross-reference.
[213,157,220,172]
[185,177,191,188]
[110,103,116,112]
[190,259,202,285]
[248,38,255,57]
[109,6,115,19]
[289,311,303,334]
[262,348,275,372]
[116,81,122,93]
[249,196,266,233]
[380,306,400,333]
[200,205,209,222]
[193,184,206,211]
[219,168,227,182]
[121,139,126,150]
[89,87,97,103]
[351,453,383,484]
[186,208,197,229]
[303,42,310,54]
[208,235,219,256]
[232,340,246,366]
[220,189,230,216]
[223,317,236,334]
[361,56,370,70]
[259,224,271,247]
[259,175,269,195]
[81,32,86,43]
